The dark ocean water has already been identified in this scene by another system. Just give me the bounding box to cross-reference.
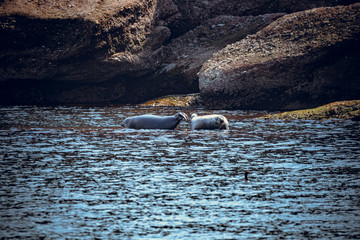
[0,105,359,239]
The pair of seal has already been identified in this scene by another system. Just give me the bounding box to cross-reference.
[191,114,229,130]
[123,112,188,129]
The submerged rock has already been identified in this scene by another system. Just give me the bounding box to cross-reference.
[261,100,360,121]
[198,3,360,110]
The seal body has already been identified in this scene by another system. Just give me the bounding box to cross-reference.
[123,112,188,129]
[191,114,229,130]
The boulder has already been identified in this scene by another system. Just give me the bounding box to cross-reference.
[157,13,286,97]
[198,3,360,110]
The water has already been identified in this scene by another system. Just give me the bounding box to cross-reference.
[0,105,359,239]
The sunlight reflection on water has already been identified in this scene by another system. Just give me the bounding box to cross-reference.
[0,105,359,239]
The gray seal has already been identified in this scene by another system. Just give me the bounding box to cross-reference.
[191,114,229,130]
[123,112,188,129]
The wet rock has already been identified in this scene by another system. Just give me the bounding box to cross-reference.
[198,3,360,110]
[261,100,360,121]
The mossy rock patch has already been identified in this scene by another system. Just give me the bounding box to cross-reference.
[141,94,201,107]
[262,100,360,121]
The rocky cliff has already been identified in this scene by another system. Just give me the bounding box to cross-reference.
[1,0,359,106]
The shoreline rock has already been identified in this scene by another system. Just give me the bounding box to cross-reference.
[1,0,358,106]
[261,100,360,121]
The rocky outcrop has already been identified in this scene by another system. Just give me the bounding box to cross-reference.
[0,0,161,104]
[158,13,286,96]
[198,3,360,110]
[1,0,359,105]
[261,100,360,121]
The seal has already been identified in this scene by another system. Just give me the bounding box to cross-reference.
[123,112,188,129]
[191,113,229,130]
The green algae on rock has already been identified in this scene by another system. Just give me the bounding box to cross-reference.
[261,100,360,121]
[141,94,201,107]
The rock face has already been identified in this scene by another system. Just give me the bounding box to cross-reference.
[199,3,360,110]
[159,13,286,97]
[169,0,358,38]
[1,0,359,105]
[0,0,163,104]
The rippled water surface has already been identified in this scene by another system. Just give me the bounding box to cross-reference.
[0,105,359,239]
